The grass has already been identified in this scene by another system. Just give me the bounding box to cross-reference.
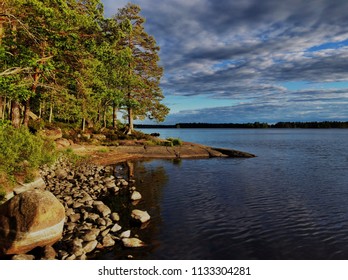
[165,138,183,146]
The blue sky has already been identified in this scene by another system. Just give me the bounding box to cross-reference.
[102,0,348,124]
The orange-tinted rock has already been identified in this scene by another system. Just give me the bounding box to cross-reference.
[0,190,65,255]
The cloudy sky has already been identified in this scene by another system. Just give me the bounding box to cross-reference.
[102,0,348,124]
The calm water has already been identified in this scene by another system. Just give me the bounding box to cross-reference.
[103,129,348,260]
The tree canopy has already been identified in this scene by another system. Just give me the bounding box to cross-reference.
[0,1,169,132]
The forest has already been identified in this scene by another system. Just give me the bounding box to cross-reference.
[136,121,348,129]
[0,0,169,134]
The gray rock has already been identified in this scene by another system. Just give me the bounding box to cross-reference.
[43,245,56,260]
[102,235,115,247]
[72,246,84,257]
[0,190,65,255]
[55,168,68,179]
[87,213,100,222]
[81,231,97,242]
[72,202,83,209]
[79,194,93,203]
[110,212,120,222]
[76,254,87,260]
[119,230,131,239]
[100,228,110,237]
[69,213,81,223]
[83,240,98,253]
[65,208,75,216]
[12,254,35,260]
[96,218,106,226]
[105,181,117,189]
[110,223,122,233]
[65,254,76,260]
[95,204,111,217]
[122,238,145,248]
[131,191,142,201]
[131,209,151,223]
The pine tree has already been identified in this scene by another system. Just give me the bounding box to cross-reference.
[115,3,169,134]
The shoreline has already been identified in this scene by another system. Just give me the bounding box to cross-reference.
[0,140,255,259]
[71,141,256,166]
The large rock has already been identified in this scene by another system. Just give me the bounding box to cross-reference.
[39,128,63,141]
[0,190,65,255]
[122,238,146,248]
[131,209,151,223]
[55,138,71,149]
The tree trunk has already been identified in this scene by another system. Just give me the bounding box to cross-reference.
[0,96,4,120]
[127,107,134,135]
[39,101,42,118]
[0,20,4,45]
[112,102,118,129]
[103,109,107,128]
[11,100,21,128]
[49,102,53,123]
[22,98,31,127]
[82,117,86,132]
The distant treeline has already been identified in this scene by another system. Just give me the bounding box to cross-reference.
[135,121,348,129]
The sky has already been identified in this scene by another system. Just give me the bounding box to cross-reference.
[102,0,348,124]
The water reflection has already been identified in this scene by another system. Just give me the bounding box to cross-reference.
[98,160,168,259]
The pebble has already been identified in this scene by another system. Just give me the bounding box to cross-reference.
[110,223,122,233]
[83,240,98,253]
[120,230,131,239]
[40,159,150,260]
[12,254,35,260]
[110,212,120,222]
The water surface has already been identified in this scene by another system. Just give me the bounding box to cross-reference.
[104,129,348,259]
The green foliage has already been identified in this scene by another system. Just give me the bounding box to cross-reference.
[1,1,169,132]
[60,148,86,166]
[0,121,57,176]
[165,138,183,147]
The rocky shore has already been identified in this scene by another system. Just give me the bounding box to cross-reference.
[0,140,256,260]
[73,141,256,165]
[1,158,149,260]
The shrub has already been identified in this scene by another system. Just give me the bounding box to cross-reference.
[0,121,57,182]
[165,138,183,146]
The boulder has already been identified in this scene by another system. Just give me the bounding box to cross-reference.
[122,238,146,248]
[39,128,63,141]
[55,138,71,149]
[92,134,107,141]
[13,177,46,195]
[131,209,151,223]
[0,190,65,255]
[131,191,142,201]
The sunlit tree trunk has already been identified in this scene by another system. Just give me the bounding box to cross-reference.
[11,100,21,128]
[127,106,133,135]
[0,96,4,120]
[112,101,117,129]
[49,102,53,123]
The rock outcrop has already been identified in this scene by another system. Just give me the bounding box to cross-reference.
[0,189,65,255]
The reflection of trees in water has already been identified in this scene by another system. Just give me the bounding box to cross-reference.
[102,160,169,259]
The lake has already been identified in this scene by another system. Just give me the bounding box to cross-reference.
[102,129,348,260]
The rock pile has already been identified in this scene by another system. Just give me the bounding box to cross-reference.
[4,158,149,260]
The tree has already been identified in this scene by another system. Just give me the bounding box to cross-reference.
[115,3,169,134]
